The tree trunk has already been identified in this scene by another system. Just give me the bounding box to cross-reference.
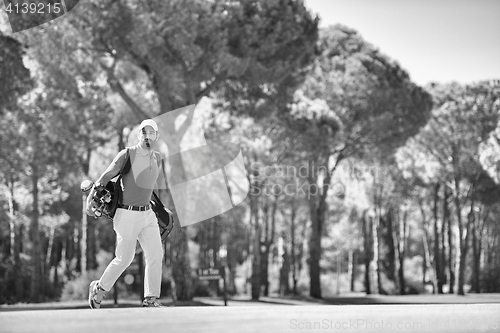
[30,163,42,302]
[362,211,372,294]
[471,219,480,293]
[385,208,397,283]
[250,158,261,300]
[453,176,464,295]
[7,177,16,258]
[167,238,177,302]
[441,186,449,288]
[295,218,307,295]
[117,126,125,151]
[307,155,331,299]
[336,249,342,295]
[227,255,237,295]
[419,199,434,292]
[166,191,192,301]
[170,224,193,300]
[288,198,302,296]
[290,203,298,295]
[474,209,488,293]
[81,193,88,274]
[472,207,488,293]
[87,218,98,270]
[40,237,48,297]
[52,239,60,288]
[79,150,90,275]
[308,196,323,299]
[263,197,278,296]
[348,250,355,292]
[456,202,474,295]
[433,183,443,294]
[66,220,76,279]
[422,233,427,287]
[398,210,408,295]
[279,232,291,295]
[445,187,455,294]
[261,203,270,296]
[251,195,261,300]
[46,227,55,267]
[7,177,23,300]
[75,211,82,273]
[372,214,381,294]
[212,218,220,295]
[14,224,23,300]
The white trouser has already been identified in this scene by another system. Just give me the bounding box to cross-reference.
[99,208,163,298]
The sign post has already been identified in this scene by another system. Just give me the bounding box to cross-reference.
[221,265,227,306]
[197,267,227,306]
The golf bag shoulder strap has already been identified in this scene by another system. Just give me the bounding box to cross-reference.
[110,148,131,181]
[120,148,131,176]
[118,148,160,178]
[107,148,129,219]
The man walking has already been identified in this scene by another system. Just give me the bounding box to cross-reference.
[87,119,165,308]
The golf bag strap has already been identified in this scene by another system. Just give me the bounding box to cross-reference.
[118,148,131,177]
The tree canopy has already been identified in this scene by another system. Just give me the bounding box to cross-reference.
[0,33,33,113]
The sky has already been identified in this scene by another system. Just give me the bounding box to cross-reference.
[304,0,500,86]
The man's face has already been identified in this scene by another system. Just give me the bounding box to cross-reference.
[139,125,158,146]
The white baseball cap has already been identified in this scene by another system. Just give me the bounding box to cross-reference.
[138,119,158,132]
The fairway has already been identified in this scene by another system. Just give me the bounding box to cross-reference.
[2,304,499,333]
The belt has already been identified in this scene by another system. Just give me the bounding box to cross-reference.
[118,204,151,211]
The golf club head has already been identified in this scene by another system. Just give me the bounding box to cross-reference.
[80,179,94,193]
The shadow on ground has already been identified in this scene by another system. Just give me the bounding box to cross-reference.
[0,299,211,312]
[195,293,500,306]
[2,293,500,311]
[273,293,500,305]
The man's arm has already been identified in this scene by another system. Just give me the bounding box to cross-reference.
[153,181,159,198]
[86,149,128,216]
[95,149,128,186]
[152,165,162,198]
[152,152,166,199]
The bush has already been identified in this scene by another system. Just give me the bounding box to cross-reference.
[296,281,309,296]
[60,271,101,301]
[60,270,140,301]
[404,256,425,295]
[379,273,397,295]
[481,266,500,292]
[405,276,425,294]
[192,279,213,297]
[0,254,35,304]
